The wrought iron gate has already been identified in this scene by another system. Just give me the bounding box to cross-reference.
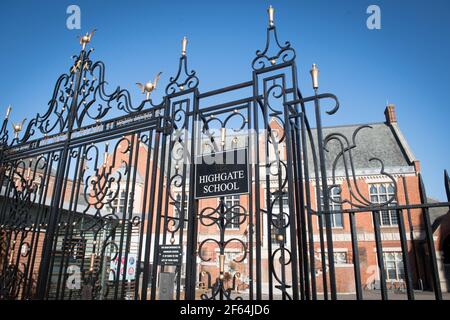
[1,7,449,301]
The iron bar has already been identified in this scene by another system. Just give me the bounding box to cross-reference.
[401,175,422,290]
[252,73,262,300]
[299,112,317,300]
[396,209,415,300]
[185,88,201,300]
[348,212,362,300]
[313,88,337,300]
[418,174,442,300]
[372,210,388,300]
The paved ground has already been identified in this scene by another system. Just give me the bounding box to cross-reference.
[220,290,450,300]
[316,290,450,300]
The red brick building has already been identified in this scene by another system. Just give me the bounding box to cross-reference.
[101,104,450,296]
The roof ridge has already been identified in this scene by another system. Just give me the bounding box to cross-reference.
[315,122,387,130]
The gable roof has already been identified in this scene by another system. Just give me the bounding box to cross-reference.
[306,122,416,177]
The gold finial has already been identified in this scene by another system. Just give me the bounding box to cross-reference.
[9,250,15,265]
[310,64,319,90]
[5,105,11,119]
[79,29,97,50]
[89,253,95,272]
[11,118,26,139]
[268,5,275,27]
[70,59,82,74]
[219,254,225,274]
[181,36,188,56]
[136,72,163,99]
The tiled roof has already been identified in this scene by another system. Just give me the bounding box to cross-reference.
[307,122,416,177]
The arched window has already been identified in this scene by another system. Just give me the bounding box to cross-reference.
[369,183,397,226]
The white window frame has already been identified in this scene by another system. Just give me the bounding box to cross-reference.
[319,248,349,266]
[383,251,404,281]
[107,189,131,215]
[222,195,241,230]
[369,183,398,227]
[317,186,344,229]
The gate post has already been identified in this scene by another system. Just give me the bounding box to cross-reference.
[184,87,200,300]
[35,48,87,299]
[418,174,442,300]
[312,85,338,300]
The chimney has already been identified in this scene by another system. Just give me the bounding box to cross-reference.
[384,104,397,124]
[413,160,421,173]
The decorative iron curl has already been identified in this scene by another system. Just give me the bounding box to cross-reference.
[200,109,247,153]
[259,76,289,153]
[271,247,293,300]
[0,115,10,145]
[268,160,288,189]
[198,201,247,231]
[324,125,398,209]
[0,264,26,300]
[9,47,158,146]
[199,204,222,227]
[81,137,131,232]
[197,235,247,299]
[2,155,48,228]
[292,90,340,117]
[198,238,247,263]
[200,278,243,300]
[252,25,295,71]
[165,55,199,95]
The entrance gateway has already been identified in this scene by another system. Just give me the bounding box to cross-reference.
[0,6,449,301]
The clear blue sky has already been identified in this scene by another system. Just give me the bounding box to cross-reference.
[0,0,449,199]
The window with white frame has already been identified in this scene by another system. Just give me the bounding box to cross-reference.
[319,187,343,228]
[369,184,398,226]
[269,191,289,212]
[324,251,348,265]
[224,195,241,230]
[383,251,404,281]
[107,190,131,215]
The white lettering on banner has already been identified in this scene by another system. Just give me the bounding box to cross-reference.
[203,182,239,193]
[198,170,244,184]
